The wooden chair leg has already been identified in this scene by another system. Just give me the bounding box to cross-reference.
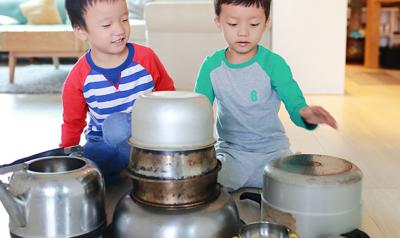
[8,52,16,84]
[52,57,60,70]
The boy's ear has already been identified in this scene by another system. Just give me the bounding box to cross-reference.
[263,19,269,32]
[73,25,88,41]
[265,18,271,30]
[214,16,222,31]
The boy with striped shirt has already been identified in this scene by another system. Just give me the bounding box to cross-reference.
[61,0,175,182]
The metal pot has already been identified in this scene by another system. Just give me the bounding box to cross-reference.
[128,146,218,179]
[111,188,240,238]
[236,222,298,238]
[130,91,215,151]
[0,156,106,238]
[128,161,221,208]
[261,154,363,238]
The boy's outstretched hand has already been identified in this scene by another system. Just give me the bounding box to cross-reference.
[300,106,338,129]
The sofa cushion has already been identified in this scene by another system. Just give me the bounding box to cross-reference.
[0,15,19,25]
[20,0,62,24]
[0,0,67,24]
[0,0,28,24]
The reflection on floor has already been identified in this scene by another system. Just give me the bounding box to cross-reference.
[0,65,399,237]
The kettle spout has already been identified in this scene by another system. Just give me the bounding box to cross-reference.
[0,181,26,227]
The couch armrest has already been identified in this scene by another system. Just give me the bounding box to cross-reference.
[145,1,217,33]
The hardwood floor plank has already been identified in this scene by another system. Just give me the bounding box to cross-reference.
[363,188,400,237]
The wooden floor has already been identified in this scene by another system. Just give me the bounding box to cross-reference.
[0,65,399,237]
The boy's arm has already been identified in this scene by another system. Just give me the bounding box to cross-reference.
[60,68,88,147]
[270,57,317,130]
[133,44,175,91]
[194,60,215,104]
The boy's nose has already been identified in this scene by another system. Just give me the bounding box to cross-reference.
[114,22,125,35]
[238,25,249,36]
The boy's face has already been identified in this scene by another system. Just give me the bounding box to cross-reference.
[215,3,267,62]
[74,0,130,57]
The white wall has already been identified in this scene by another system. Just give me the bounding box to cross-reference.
[271,0,348,94]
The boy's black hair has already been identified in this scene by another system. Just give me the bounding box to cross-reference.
[65,0,119,30]
[214,0,271,20]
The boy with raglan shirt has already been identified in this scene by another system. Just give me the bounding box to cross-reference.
[195,0,337,190]
[61,0,175,182]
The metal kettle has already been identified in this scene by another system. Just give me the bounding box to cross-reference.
[0,156,106,238]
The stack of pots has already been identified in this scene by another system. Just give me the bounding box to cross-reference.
[111,91,240,238]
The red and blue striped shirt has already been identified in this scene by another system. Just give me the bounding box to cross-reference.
[61,43,175,147]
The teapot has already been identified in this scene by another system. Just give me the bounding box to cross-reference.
[0,156,106,238]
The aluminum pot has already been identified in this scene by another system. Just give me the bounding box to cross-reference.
[0,156,106,238]
[261,154,363,238]
[130,91,215,151]
[128,146,218,179]
[111,188,240,238]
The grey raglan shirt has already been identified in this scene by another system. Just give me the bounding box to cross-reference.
[195,45,316,157]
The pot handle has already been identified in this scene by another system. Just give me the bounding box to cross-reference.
[239,192,261,207]
[0,163,27,175]
[0,145,84,169]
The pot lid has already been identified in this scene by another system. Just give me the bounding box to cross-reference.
[264,154,362,186]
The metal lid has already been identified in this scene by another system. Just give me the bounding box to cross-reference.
[264,154,363,186]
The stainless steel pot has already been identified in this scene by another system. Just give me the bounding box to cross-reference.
[130,91,215,151]
[0,156,106,238]
[128,146,218,179]
[261,154,363,238]
[235,222,298,238]
[128,161,221,208]
[111,188,240,238]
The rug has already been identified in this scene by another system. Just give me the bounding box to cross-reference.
[0,64,73,94]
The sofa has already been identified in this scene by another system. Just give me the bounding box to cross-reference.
[144,0,271,90]
[0,0,81,83]
[0,0,271,88]
[0,0,68,24]
[0,0,146,83]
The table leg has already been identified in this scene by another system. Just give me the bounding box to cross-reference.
[8,52,16,84]
[52,57,60,70]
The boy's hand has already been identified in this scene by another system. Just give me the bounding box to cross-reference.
[300,106,338,129]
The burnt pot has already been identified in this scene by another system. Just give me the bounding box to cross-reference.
[128,161,221,208]
[128,146,218,179]
[261,154,363,238]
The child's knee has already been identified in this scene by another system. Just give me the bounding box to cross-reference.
[103,112,131,147]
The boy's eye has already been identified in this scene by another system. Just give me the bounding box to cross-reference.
[122,19,129,22]
[250,23,260,27]
[227,23,237,27]
[101,24,111,28]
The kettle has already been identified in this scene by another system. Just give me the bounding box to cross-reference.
[0,156,106,238]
